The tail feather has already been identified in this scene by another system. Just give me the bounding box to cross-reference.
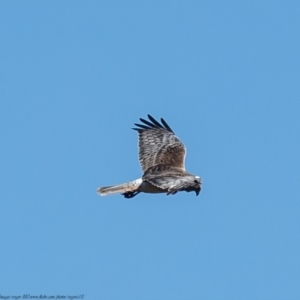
[97,178,142,196]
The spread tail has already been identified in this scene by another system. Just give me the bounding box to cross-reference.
[97,178,142,196]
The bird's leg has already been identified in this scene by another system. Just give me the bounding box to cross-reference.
[122,190,140,199]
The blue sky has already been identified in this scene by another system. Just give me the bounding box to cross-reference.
[1,1,299,299]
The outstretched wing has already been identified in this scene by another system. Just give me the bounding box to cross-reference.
[133,114,186,172]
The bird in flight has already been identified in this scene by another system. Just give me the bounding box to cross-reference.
[97,115,202,198]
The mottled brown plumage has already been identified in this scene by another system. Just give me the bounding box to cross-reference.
[133,115,186,171]
[97,115,202,198]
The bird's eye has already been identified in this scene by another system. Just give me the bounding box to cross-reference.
[194,179,199,184]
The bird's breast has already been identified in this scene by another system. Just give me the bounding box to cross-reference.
[138,181,166,194]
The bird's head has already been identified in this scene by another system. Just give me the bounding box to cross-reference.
[193,176,202,196]
[185,175,202,196]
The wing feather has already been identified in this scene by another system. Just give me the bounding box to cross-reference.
[133,124,149,130]
[139,117,159,128]
[133,115,186,172]
[147,114,165,129]
[160,117,174,133]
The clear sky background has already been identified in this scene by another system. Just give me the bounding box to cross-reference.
[1,1,299,299]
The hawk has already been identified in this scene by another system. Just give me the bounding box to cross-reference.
[97,115,202,198]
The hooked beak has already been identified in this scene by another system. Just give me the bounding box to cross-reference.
[195,187,201,196]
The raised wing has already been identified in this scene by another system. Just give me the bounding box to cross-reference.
[143,165,200,195]
[133,115,186,172]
